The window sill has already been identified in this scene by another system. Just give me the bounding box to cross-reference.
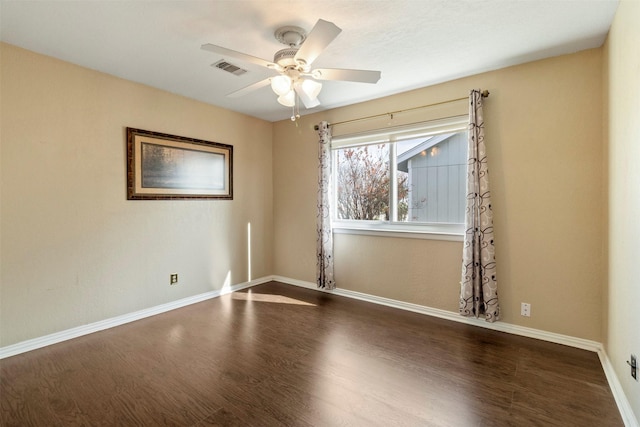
[332,223,464,242]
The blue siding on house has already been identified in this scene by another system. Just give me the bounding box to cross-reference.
[404,132,467,223]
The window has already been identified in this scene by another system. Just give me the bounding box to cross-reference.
[331,116,468,238]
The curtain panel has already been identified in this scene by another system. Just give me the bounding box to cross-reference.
[460,90,500,322]
[316,121,335,289]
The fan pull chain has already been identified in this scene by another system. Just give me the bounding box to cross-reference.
[290,95,301,122]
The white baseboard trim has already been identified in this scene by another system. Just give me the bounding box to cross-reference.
[0,276,271,360]
[271,275,638,427]
[271,275,601,351]
[598,350,640,427]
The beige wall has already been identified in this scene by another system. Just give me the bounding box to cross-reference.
[274,48,604,341]
[604,0,640,419]
[0,43,274,347]
[1,42,608,347]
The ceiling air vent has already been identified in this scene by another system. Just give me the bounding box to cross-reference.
[212,60,247,76]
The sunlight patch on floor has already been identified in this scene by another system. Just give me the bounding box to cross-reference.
[232,291,316,306]
[167,324,185,345]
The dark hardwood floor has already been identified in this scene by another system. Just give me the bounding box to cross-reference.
[1,281,623,426]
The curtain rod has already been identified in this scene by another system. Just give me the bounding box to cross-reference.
[314,90,489,130]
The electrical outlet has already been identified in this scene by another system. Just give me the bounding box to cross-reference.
[520,302,531,317]
[170,274,178,285]
[628,354,637,380]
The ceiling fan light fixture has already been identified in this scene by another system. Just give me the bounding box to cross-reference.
[277,90,296,107]
[298,78,322,100]
[270,75,292,96]
[202,19,381,118]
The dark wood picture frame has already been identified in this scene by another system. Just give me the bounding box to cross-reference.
[126,128,233,200]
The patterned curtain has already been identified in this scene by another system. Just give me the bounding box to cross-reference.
[460,90,500,322]
[316,121,335,289]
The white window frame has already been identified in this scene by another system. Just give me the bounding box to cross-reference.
[331,115,468,241]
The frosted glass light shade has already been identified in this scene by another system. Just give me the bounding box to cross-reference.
[270,75,292,96]
[277,90,295,107]
[299,79,322,99]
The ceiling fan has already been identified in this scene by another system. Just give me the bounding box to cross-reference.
[201,19,381,119]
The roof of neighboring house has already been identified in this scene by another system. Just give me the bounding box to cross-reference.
[397,133,456,172]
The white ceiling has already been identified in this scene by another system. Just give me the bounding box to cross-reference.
[0,0,618,122]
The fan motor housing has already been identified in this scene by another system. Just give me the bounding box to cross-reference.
[273,48,300,68]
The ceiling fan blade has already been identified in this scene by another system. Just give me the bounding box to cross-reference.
[312,68,381,84]
[294,19,341,66]
[201,43,275,69]
[227,78,272,98]
[294,85,321,109]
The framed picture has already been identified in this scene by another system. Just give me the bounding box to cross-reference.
[126,128,233,200]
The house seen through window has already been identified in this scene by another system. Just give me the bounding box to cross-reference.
[331,116,468,236]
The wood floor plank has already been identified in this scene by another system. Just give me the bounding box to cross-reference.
[0,281,623,426]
